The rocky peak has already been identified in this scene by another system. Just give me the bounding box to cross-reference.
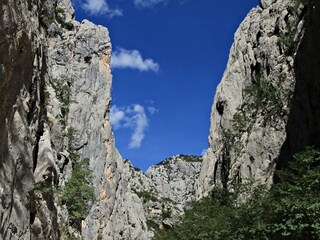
[146,155,201,204]
[123,155,202,234]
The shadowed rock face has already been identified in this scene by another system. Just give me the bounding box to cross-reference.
[277,0,320,170]
[0,0,49,239]
[0,0,34,129]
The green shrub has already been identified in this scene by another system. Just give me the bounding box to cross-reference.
[147,220,160,231]
[64,22,74,31]
[133,190,157,203]
[243,76,286,127]
[52,77,71,115]
[161,209,172,219]
[55,7,65,14]
[278,33,296,56]
[61,156,95,231]
[153,147,320,240]
[179,155,202,162]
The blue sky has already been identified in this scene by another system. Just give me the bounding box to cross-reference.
[72,0,259,171]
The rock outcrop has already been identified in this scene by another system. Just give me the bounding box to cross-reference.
[133,155,202,231]
[196,0,319,198]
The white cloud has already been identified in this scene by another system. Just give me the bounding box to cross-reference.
[111,48,159,72]
[128,105,148,149]
[134,0,168,8]
[110,104,149,149]
[147,106,158,115]
[82,0,123,17]
[110,107,125,129]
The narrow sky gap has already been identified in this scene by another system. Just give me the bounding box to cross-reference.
[72,0,259,171]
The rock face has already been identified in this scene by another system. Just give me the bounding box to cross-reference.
[83,154,201,239]
[1,0,319,239]
[137,155,202,231]
[0,0,201,238]
[0,0,148,239]
[0,0,57,239]
[195,0,319,198]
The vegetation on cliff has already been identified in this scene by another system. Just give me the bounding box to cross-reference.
[154,147,320,240]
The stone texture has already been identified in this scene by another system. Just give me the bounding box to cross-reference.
[1,0,319,239]
[125,155,202,235]
[0,0,57,239]
[195,0,310,198]
[144,155,202,230]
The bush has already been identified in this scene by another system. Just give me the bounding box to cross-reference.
[61,156,95,231]
[55,7,65,14]
[161,208,172,219]
[133,190,157,203]
[153,147,320,240]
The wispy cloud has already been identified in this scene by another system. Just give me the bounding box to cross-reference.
[82,0,123,17]
[111,104,155,149]
[110,107,125,129]
[134,0,168,8]
[128,105,148,149]
[111,48,159,72]
[147,106,159,115]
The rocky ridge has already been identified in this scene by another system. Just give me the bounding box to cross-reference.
[128,155,202,232]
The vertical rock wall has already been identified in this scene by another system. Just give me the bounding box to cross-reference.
[277,0,320,169]
[195,0,308,198]
[0,0,56,239]
[0,0,151,238]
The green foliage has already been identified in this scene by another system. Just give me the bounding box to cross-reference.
[67,127,76,149]
[161,208,172,219]
[243,76,286,127]
[232,112,247,133]
[55,7,74,31]
[55,7,65,14]
[147,220,160,231]
[153,147,320,240]
[179,155,202,162]
[134,166,142,172]
[44,90,50,107]
[40,6,54,26]
[64,22,74,31]
[158,155,202,166]
[51,77,72,125]
[63,236,80,240]
[266,147,320,239]
[133,190,158,203]
[278,33,296,56]
[60,155,95,231]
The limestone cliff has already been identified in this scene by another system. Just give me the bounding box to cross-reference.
[0,0,58,238]
[0,0,149,239]
[196,0,320,198]
[0,0,201,238]
[83,154,201,239]
[131,155,201,232]
[1,0,319,239]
